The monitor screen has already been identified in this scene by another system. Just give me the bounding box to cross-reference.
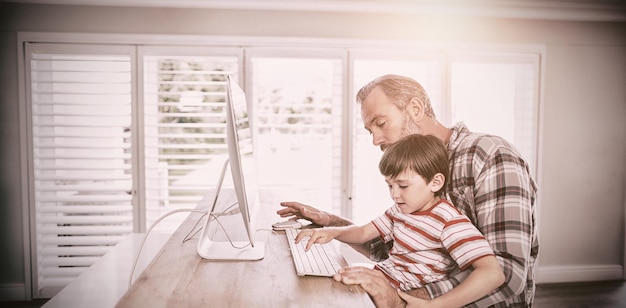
[196,75,265,260]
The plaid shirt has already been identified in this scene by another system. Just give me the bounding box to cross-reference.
[423,122,539,307]
[369,123,538,307]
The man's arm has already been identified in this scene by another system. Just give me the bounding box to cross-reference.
[425,147,537,306]
[333,267,407,308]
[430,256,505,308]
[278,201,353,227]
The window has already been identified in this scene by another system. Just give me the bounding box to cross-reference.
[140,47,242,232]
[26,43,135,297]
[26,44,245,296]
[248,49,345,215]
[449,53,539,171]
[22,36,541,297]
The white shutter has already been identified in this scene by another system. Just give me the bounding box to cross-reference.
[27,44,135,297]
[248,52,344,215]
[449,52,540,173]
[142,52,240,232]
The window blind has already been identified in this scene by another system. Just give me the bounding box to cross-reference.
[449,53,540,172]
[142,55,239,232]
[249,55,344,215]
[28,46,134,297]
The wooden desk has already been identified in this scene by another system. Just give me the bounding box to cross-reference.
[116,192,374,307]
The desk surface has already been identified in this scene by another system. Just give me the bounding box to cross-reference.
[116,193,374,308]
[42,233,170,308]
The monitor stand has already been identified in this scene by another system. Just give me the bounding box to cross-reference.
[197,239,265,261]
[196,158,265,261]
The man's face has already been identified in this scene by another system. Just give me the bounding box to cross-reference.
[361,87,420,151]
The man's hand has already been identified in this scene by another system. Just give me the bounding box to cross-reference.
[278,201,352,227]
[405,287,430,300]
[333,266,406,308]
[397,289,430,308]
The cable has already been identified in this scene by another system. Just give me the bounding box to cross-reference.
[128,202,242,287]
[209,213,250,249]
[128,208,206,287]
[181,212,208,243]
[128,202,264,287]
[182,202,239,243]
[256,228,275,250]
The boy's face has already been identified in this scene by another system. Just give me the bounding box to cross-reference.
[385,169,439,214]
[361,88,420,152]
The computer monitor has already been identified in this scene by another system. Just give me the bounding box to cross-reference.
[196,75,265,260]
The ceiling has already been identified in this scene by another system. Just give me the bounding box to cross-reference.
[2,0,625,21]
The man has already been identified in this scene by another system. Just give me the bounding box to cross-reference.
[278,74,538,307]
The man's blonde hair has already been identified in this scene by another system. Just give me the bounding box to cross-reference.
[356,74,436,119]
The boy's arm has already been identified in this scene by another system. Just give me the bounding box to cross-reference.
[278,201,392,260]
[427,256,505,308]
[295,223,379,251]
[335,223,379,244]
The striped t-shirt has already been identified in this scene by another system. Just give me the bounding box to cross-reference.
[371,199,494,292]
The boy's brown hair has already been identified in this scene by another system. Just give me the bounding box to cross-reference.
[378,134,449,197]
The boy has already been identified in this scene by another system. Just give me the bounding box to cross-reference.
[295,134,505,307]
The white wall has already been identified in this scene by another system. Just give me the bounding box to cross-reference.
[0,29,28,300]
[1,2,625,300]
[539,44,626,282]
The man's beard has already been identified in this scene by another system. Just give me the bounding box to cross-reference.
[401,113,421,138]
[380,114,420,152]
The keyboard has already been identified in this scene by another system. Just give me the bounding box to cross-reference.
[285,228,348,277]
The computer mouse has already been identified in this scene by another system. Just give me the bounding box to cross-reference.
[272,220,302,230]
